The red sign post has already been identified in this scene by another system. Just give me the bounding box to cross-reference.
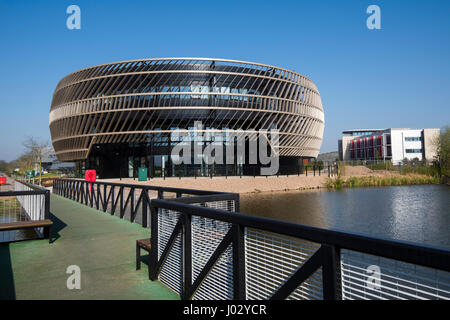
[85,170,96,193]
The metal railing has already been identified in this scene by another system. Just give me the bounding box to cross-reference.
[53,178,450,300]
[52,178,236,228]
[150,199,450,300]
[0,180,50,241]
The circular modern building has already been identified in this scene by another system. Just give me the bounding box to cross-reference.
[49,58,324,178]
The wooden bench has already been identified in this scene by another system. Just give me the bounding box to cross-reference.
[0,219,53,243]
[136,238,151,274]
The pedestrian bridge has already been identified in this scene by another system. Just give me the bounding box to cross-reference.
[1,179,449,300]
[0,193,177,299]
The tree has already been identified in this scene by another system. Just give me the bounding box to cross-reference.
[0,160,7,173]
[433,126,450,179]
[23,137,49,185]
[16,152,35,173]
[411,157,420,166]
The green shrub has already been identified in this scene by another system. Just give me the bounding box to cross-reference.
[326,174,439,189]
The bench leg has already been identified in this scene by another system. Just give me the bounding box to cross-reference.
[43,224,49,240]
[136,244,141,270]
[48,225,52,244]
[148,250,151,280]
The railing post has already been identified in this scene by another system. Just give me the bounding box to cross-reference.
[322,244,342,300]
[142,189,148,228]
[85,182,89,205]
[43,189,51,239]
[120,186,124,218]
[183,213,192,300]
[232,224,246,300]
[149,203,158,281]
[103,184,107,211]
[111,186,116,215]
[96,183,100,209]
[131,187,135,221]
[90,183,94,207]
[83,181,88,204]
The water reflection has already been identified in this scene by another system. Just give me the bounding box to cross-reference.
[240,185,450,248]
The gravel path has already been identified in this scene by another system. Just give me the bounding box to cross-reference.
[102,175,330,194]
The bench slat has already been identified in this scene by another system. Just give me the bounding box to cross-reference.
[137,238,151,251]
[0,219,53,231]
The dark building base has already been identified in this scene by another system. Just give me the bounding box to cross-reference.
[75,143,314,179]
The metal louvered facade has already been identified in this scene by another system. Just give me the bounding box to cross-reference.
[49,58,324,178]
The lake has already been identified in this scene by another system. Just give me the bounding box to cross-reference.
[240,184,450,248]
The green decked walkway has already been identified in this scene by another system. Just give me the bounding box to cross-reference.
[0,194,178,300]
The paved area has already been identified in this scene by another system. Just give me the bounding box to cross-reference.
[102,174,330,194]
[0,194,178,300]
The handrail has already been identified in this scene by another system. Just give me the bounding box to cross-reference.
[55,178,227,195]
[151,198,450,272]
[0,190,48,196]
[53,178,239,228]
[15,179,49,192]
[53,178,450,300]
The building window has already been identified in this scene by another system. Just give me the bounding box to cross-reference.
[405,137,421,141]
[405,149,422,153]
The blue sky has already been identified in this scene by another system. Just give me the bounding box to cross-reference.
[0,0,449,161]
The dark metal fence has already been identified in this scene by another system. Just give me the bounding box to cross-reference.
[150,198,450,300]
[53,178,450,300]
[52,178,235,228]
